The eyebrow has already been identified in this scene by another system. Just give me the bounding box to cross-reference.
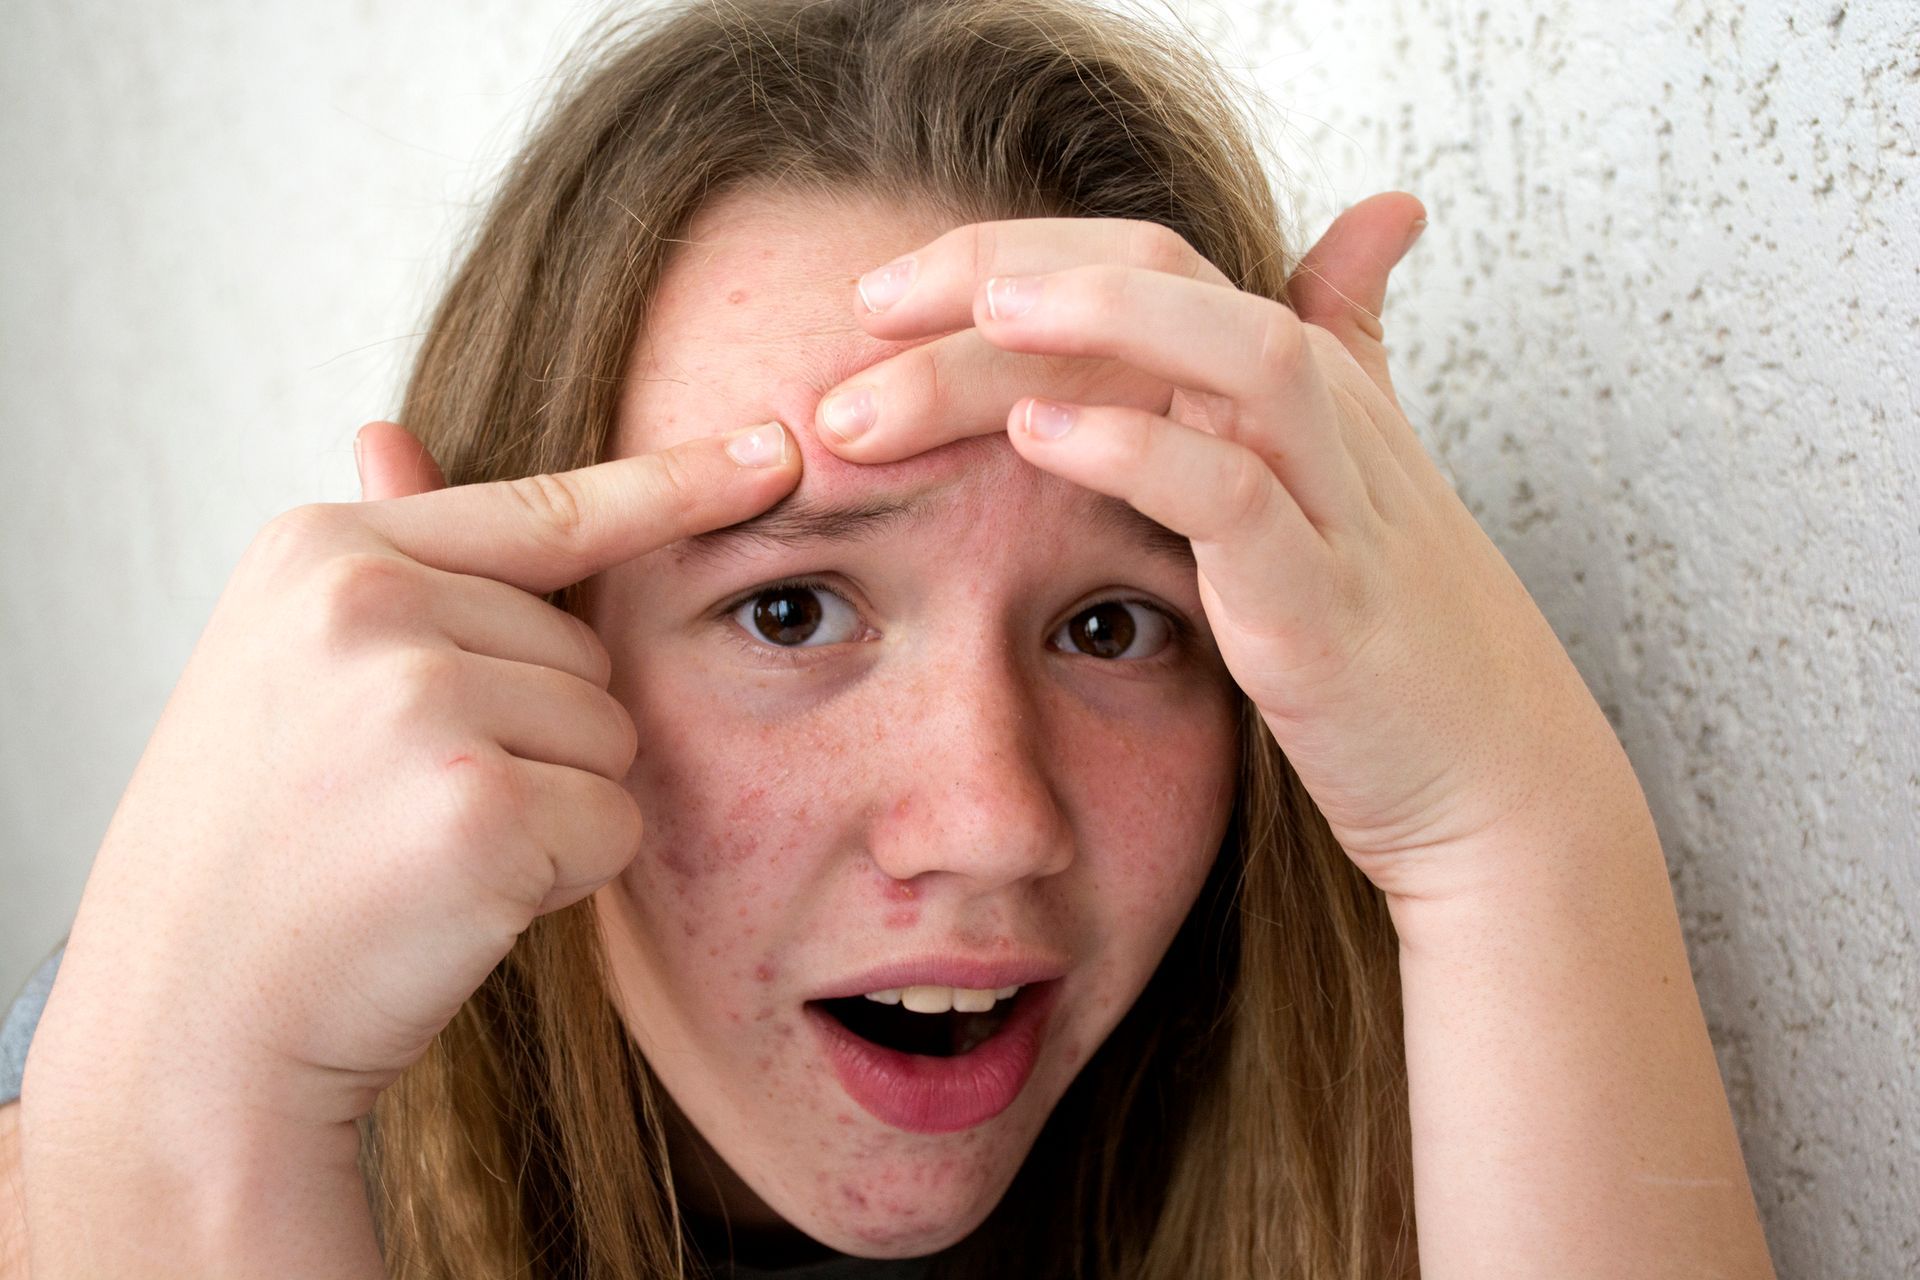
[673,488,1195,567]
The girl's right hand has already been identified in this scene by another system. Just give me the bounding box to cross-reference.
[23,418,799,1131]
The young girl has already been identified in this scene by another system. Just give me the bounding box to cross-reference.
[5,1,1777,1276]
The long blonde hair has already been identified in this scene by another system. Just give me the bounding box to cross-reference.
[361,2,1414,1275]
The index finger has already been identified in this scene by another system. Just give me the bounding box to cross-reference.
[353,421,798,594]
[847,216,1235,336]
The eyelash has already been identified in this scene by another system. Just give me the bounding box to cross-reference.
[715,574,1193,668]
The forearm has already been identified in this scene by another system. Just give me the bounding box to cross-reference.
[20,1069,382,1278]
[1387,771,1775,1277]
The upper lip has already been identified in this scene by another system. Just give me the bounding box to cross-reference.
[807,952,1071,1002]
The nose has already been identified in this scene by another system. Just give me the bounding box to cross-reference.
[865,641,1075,891]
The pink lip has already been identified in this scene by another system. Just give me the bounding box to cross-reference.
[805,979,1062,1133]
[807,953,1070,1002]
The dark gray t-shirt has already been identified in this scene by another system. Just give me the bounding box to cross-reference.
[1,946,933,1279]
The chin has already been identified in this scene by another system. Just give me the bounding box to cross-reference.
[783,1174,1010,1259]
[735,1086,1057,1261]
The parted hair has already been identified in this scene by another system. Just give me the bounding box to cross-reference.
[359,1,1415,1276]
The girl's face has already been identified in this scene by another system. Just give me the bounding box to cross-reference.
[583,186,1239,1260]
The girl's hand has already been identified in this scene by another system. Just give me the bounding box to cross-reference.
[812,204,1632,903]
[26,419,799,1130]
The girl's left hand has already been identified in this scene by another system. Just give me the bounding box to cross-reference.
[812,209,1637,904]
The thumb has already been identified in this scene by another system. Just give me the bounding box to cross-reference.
[1284,191,1427,413]
[353,420,447,500]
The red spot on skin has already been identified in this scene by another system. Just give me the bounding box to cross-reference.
[754,962,776,983]
[727,288,747,304]
[754,1006,774,1021]
[441,752,473,770]
[884,908,920,929]
[756,1055,773,1073]
[836,1112,855,1125]
[881,879,917,902]
[727,1010,742,1024]
[840,1183,871,1209]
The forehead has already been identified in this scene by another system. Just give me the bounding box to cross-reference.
[611,185,1044,507]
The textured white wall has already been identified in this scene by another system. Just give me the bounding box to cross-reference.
[2,0,1914,1272]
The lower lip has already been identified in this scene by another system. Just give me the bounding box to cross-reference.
[804,980,1061,1134]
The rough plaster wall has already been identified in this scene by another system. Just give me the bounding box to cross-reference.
[1171,0,1919,1272]
[1,0,1914,1273]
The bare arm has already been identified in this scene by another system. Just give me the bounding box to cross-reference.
[1387,755,1776,1277]
[2,1101,25,1280]
[18,1048,383,1278]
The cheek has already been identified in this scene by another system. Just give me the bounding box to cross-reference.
[1071,700,1238,922]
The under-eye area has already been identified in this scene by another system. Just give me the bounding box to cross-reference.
[809,983,1033,1057]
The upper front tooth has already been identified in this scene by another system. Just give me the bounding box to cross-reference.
[883,984,1018,1013]
[901,985,955,1013]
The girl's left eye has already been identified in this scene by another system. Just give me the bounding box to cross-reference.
[730,582,863,648]
[1049,600,1176,661]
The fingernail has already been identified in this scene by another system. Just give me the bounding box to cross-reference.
[1023,398,1076,440]
[856,257,916,313]
[1399,218,1428,261]
[985,275,1040,321]
[725,421,787,467]
[818,387,876,443]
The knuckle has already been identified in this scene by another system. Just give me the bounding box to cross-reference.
[606,782,645,860]
[598,691,640,773]
[1090,263,1134,317]
[1219,452,1277,532]
[388,645,465,718]
[569,612,615,687]
[249,503,348,569]
[1254,300,1307,378]
[435,748,535,890]
[644,449,703,525]
[503,471,592,555]
[1124,218,1198,277]
[310,553,417,647]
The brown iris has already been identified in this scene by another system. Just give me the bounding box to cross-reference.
[1066,601,1136,659]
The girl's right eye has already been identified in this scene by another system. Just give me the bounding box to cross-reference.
[730,581,863,649]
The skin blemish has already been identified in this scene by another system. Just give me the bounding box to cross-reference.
[755,962,777,983]
[727,288,747,304]
[840,1183,871,1209]
[884,908,920,929]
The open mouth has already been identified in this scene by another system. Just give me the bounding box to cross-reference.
[807,987,1023,1058]
[803,980,1060,1132]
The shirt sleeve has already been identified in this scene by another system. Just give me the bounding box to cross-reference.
[1,945,66,1107]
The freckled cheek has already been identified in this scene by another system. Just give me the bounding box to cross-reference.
[1070,713,1236,922]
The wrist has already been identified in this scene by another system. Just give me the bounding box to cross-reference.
[21,1078,381,1279]
[1380,758,1667,955]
